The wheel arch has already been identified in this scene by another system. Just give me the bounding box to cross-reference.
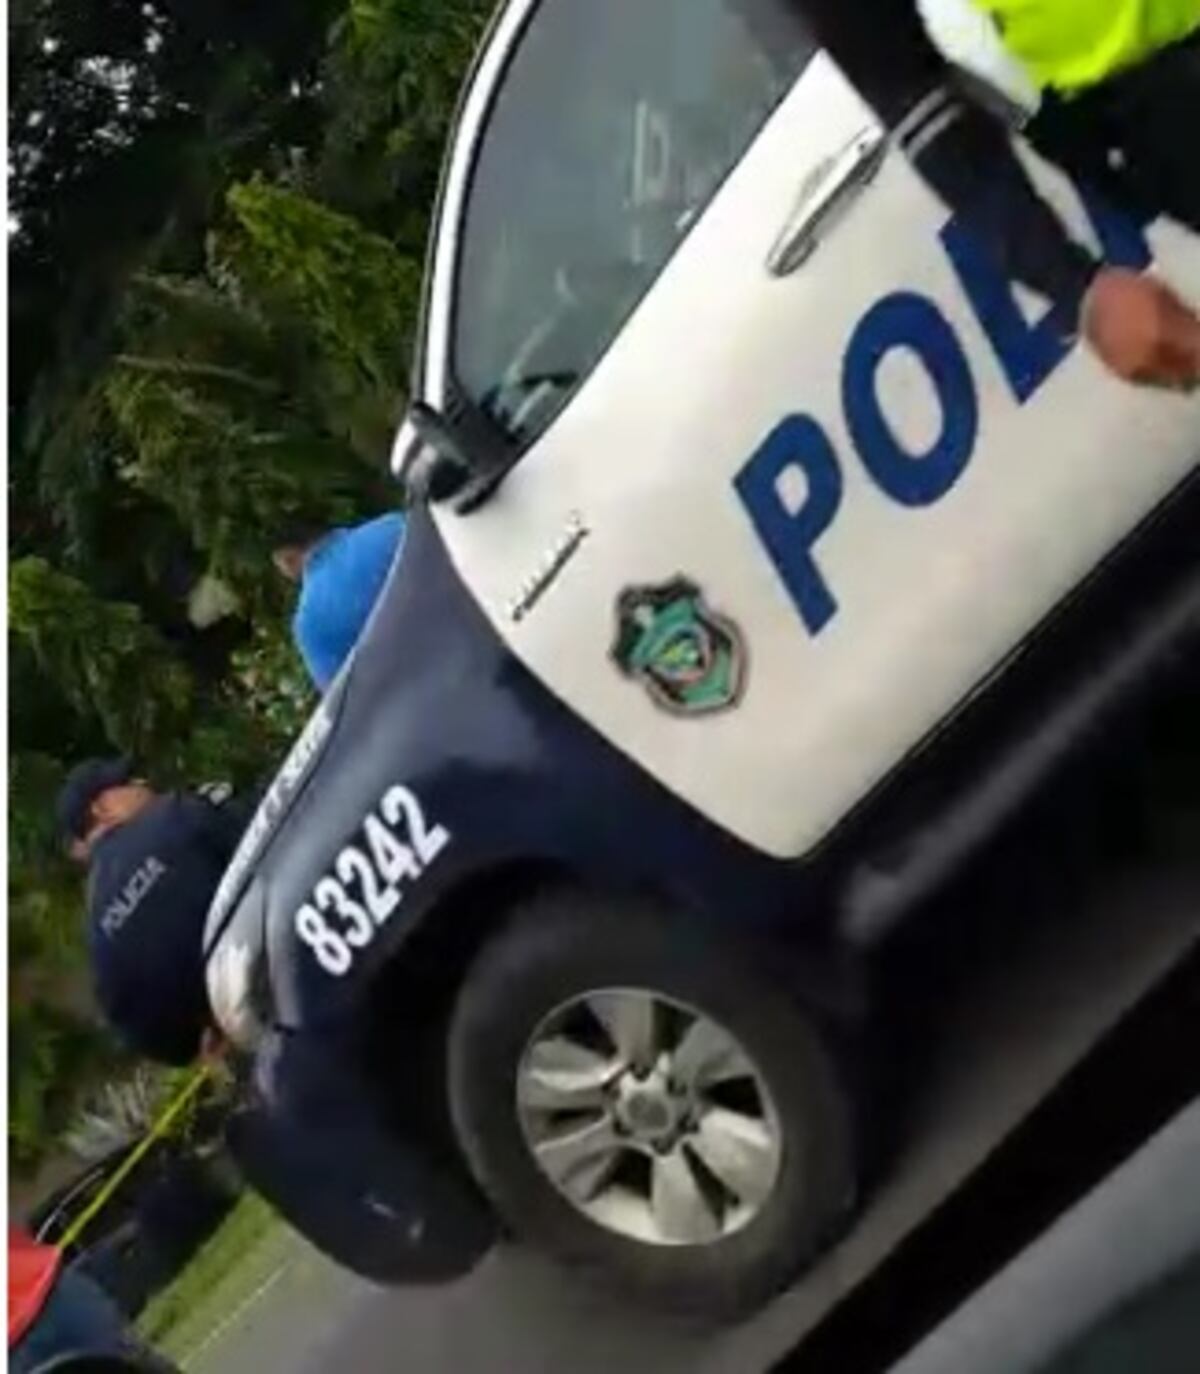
[354,853,866,1165]
[355,857,576,1161]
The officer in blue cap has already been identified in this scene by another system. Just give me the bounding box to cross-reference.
[57,758,251,1066]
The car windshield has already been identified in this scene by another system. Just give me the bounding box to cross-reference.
[452,0,815,447]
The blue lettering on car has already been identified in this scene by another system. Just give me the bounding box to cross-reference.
[940,218,1072,404]
[735,183,1153,634]
[733,415,844,634]
[843,292,979,509]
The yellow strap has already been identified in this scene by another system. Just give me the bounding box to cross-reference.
[57,1067,213,1253]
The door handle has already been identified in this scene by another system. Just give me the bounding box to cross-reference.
[766,125,888,277]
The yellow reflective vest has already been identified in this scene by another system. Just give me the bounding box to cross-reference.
[974,0,1200,91]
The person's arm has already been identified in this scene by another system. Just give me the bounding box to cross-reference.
[804,0,1097,323]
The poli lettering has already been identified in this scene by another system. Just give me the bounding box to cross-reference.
[734,186,1152,636]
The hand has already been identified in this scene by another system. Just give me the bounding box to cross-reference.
[1082,268,1200,392]
[199,1025,228,1066]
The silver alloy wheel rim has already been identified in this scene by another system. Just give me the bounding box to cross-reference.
[516,988,783,1246]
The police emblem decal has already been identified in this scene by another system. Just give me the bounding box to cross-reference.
[611,577,746,715]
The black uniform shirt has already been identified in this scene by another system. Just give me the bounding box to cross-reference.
[85,793,248,1065]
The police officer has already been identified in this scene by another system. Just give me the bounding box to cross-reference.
[751,0,1200,388]
[56,758,251,1065]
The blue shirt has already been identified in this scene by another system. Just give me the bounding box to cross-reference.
[294,513,406,691]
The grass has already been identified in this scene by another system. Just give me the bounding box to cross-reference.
[137,1190,288,1359]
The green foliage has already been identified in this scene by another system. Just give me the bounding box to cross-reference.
[9,1003,74,1171]
[230,620,318,746]
[10,752,70,875]
[9,559,192,755]
[218,178,421,456]
[9,1000,130,1174]
[9,0,483,1178]
[9,0,340,424]
[317,0,491,246]
[9,754,83,993]
[105,367,368,605]
[10,558,196,763]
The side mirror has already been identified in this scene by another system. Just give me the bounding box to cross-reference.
[395,402,513,512]
[394,403,468,504]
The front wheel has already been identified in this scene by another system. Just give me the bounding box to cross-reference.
[447,890,859,1316]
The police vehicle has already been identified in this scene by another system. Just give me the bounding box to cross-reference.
[204,0,1200,1315]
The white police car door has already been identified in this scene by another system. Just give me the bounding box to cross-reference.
[415,0,1200,859]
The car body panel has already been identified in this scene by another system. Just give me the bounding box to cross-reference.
[207,471,1199,1033]
[207,508,816,1033]
[223,1027,496,1283]
[419,21,1200,857]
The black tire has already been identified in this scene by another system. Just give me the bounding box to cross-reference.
[447,889,860,1317]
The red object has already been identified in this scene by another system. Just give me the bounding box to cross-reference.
[8,1224,62,1348]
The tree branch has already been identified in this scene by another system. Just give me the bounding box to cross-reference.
[113,353,280,395]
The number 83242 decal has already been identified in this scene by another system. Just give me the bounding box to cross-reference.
[295,785,451,976]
